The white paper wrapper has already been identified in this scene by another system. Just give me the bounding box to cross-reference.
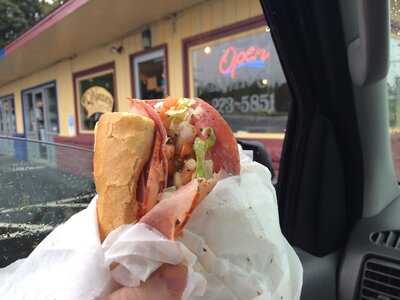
[182,151,303,300]
[0,148,302,300]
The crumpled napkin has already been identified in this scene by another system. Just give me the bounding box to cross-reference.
[181,151,303,300]
[0,148,302,300]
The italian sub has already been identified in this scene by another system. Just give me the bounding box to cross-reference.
[94,97,240,242]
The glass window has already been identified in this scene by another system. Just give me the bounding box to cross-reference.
[35,92,45,133]
[26,93,35,132]
[76,70,115,132]
[188,27,291,133]
[0,138,95,267]
[0,95,16,135]
[0,103,3,132]
[132,47,168,99]
[390,2,400,180]
[3,100,10,133]
[45,85,59,133]
[22,82,59,138]
[9,98,16,134]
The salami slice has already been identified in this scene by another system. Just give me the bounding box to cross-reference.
[191,99,240,175]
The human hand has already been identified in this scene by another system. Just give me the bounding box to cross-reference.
[103,264,187,300]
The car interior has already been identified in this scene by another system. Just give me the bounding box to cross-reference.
[260,0,400,299]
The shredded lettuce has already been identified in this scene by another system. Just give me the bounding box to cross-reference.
[165,98,195,124]
[166,108,187,121]
[177,98,195,108]
[193,128,216,178]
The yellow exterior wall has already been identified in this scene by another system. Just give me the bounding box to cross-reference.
[0,0,263,137]
[0,61,72,134]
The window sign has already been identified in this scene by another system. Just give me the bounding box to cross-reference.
[189,27,291,133]
[132,47,168,99]
[76,70,115,132]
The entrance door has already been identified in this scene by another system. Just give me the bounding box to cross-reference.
[22,82,59,161]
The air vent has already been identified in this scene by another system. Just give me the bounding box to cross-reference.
[370,231,400,250]
[359,258,400,300]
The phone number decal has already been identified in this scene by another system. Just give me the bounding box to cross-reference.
[211,94,275,114]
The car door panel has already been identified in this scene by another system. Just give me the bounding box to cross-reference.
[296,249,338,300]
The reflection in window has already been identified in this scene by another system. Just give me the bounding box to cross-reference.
[0,95,16,135]
[35,93,45,133]
[45,86,59,133]
[0,104,3,132]
[27,93,35,132]
[189,28,291,133]
[22,82,59,138]
[77,71,115,131]
[389,0,400,180]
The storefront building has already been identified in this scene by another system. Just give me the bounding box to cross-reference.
[0,0,289,174]
[2,0,398,176]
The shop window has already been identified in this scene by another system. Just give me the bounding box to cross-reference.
[0,95,16,135]
[74,64,116,133]
[186,25,291,133]
[131,46,168,99]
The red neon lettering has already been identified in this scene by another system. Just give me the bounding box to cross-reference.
[218,46,270,79]
[257,48,270,60]
[219,46,236,79]
[246,46,257,61]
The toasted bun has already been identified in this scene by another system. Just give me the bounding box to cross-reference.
[94,112,155,241]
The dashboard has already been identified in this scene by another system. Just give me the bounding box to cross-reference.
[339,196,400,299]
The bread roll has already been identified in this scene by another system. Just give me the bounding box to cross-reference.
[94,112,155,241]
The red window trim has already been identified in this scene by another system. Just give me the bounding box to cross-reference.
[182,15,267,97]
[129,43,169,98]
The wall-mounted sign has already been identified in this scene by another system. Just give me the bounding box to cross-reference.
[76,69,115,132]
[218,46,270,79]
[81,86,114,118]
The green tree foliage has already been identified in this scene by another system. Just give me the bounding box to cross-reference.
[0,0,64,49]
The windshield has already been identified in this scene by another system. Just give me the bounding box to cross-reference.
[0,0,290,266]
[0,137,94,267]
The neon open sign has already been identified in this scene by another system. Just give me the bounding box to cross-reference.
[218,46,270,79]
